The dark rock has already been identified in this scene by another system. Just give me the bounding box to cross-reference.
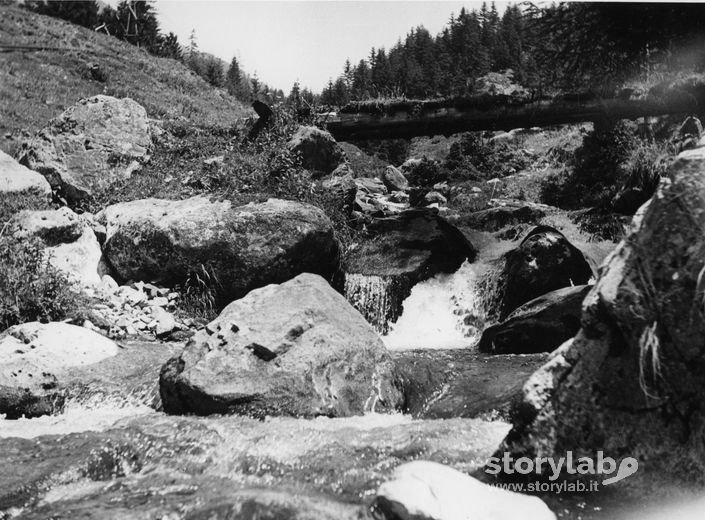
[478,285,591,354]
[493,225,594,320]
[98,197,339,304]
[321,173,357,215]
[287,126,344,177]
[160,273,404,417]
[500,145,705,485]
[344,210,476,331]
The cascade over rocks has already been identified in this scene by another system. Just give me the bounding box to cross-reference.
[500,144,705,485]
[160,273,404,417]
[17,95,152,205]
[0,149,51,197]
[287,126,345,177]
[10,207,104,286]
[478,284,591,355]
[489,225,594,320]
[344,209,476,332]
[97,196,339,303]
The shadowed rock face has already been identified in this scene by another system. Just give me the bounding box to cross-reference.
[98,197,340,305]
[287,126,345,177]
[160,273,405,418]
[343,209,476,331]
[17,95,152,205]
[500,145,705,486]
[491,225,594,320]
[479,285,591,355]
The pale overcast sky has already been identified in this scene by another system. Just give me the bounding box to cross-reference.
[152,1,508,93]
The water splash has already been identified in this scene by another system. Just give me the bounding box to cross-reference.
[344,273,411,334]
[0,395,152,439]
[383,261,489,350]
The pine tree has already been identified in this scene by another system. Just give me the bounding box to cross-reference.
[226,56,244,98]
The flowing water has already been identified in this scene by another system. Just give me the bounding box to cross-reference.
[3,235,704,519]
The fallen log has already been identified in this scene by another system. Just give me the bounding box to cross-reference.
[324,81,705,140]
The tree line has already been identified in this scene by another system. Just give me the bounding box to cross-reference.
[317,1,705,107]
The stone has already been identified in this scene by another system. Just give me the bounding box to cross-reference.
[354,176,388,195]
[491,225,594,320]
[424,191,447,206]
[98,197,339,304]
[344,209,476,332]
[152,307,177,339]
[461,201,547,232]
[0,149,51,197]
[321,172,356,215]
[17,95,152,205]
[160,273,404,417]
[478,285,591,355]
[382,165,409,192]
[0,322,119,418]
[500,145,705,486]
[287,126,344,177]
[10,207,103,286]
[372,461,555,520]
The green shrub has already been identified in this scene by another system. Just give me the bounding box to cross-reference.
[403,157,448,187]
[540,121,673,211]
[0,233,87,330]
[444,132,530,180]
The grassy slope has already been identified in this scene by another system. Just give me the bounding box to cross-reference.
[0,5,251,154]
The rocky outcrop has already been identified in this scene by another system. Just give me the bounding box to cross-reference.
[372,461,555,520]
[160,273,404,417]
[0,322,119,418]
[489,226,594,320]
[98,197,339,304]
[344,210,476,332]
[500,145,705,485]
[0,150,51,197]
[478,285,591,355]
[287,126,344,177]
[17,95,152,205]
[10,207,104,286]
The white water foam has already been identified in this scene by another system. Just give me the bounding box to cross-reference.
[0,397,153,439]
[383,261,489,350]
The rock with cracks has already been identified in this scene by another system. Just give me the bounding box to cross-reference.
[160,273,404,418]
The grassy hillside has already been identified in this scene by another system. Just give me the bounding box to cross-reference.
[0,5,251,154]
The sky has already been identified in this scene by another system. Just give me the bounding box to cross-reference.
[152,1,509,93]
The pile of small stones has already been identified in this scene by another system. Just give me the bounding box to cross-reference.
[81,275,201,341]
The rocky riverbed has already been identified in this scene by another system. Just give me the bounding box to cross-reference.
[3,94,705,519]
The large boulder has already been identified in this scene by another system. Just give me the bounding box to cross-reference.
[98,197,339,303]
[0,322,118,418]
[287,126,344,177]
[478,285,591,355]
[490,225,594,320]
[372,461,555,520]
[344,209,476,332]
[159,273,404,417]
[500,145,705,486]
[10,207,104,286]
[0,149,51,197]
[17,95,152,205]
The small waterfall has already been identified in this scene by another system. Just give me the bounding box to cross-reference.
[344,273,412,334]
[382,261,489,350]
